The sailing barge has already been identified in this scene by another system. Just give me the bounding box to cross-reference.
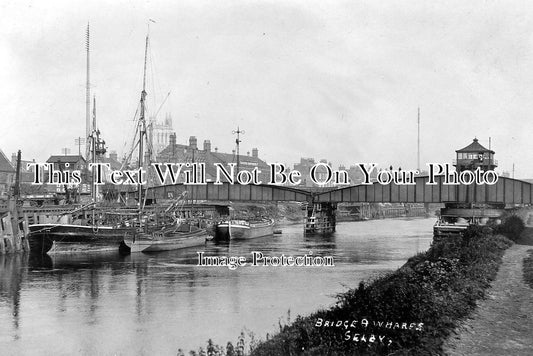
[27,206,139,254]
[27,26,153,255]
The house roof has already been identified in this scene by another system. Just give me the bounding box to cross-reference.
[456,138,494,154]
[157,143,269,180]
[0,149,15,173]
[46,155,86,164]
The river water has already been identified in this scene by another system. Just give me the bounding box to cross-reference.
[0,218,434,355]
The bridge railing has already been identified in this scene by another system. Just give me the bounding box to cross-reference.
[313,175,533,205]
[140,176,533,205]
[144,182,313,203]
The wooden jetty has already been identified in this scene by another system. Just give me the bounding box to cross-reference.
[1,150,30,254]
[0,206,30,254]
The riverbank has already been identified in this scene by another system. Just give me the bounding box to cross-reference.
[247,227,512,355]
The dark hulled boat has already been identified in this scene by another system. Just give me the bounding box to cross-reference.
[28,223,134,254]
[215,218,275,241]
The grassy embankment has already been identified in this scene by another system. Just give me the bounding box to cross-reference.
[518,221,533,289]
[185,215,524,356]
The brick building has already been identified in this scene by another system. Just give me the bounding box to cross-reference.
[0,149,15,197]
[157,135,270,184]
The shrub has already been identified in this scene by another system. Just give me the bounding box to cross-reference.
[495,214,525,241]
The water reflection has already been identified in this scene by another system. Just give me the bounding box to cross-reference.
[0,253,27,340]
[0,218,434,354]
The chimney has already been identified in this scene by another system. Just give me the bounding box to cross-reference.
[169,133,176,146]
[165,113,173,127]
[189,136,197,150]
[203,140,211,152]
[252,148,258,158]
[11,153,17,166]
[215,147,218,152]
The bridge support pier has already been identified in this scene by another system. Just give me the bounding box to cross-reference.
[304,202,336,234]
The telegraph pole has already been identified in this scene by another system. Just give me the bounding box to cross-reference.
[232,126,245,172]
[75,137,85,156]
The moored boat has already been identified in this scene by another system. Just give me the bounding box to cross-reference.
[121,222,208,253]
[433,217,471,237]
[215,218,275,241]
[27,26,131,255]
[28,223,134,254]
[433,202,504,237]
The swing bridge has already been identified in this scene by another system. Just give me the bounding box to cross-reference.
[142,175,533,206]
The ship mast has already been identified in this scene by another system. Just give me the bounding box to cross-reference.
[92,96,98,202]
[138,34,149,211]
[84,25,107,204]
[89,96,106,203]
[85,23,91,161]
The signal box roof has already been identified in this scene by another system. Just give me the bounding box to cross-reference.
[456,138,494,154]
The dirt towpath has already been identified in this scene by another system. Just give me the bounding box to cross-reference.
[443,243,533,355]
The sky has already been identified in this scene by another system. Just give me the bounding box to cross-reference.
[2,0,533,178]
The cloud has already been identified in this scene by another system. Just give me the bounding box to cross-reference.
[2,1,533,177]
